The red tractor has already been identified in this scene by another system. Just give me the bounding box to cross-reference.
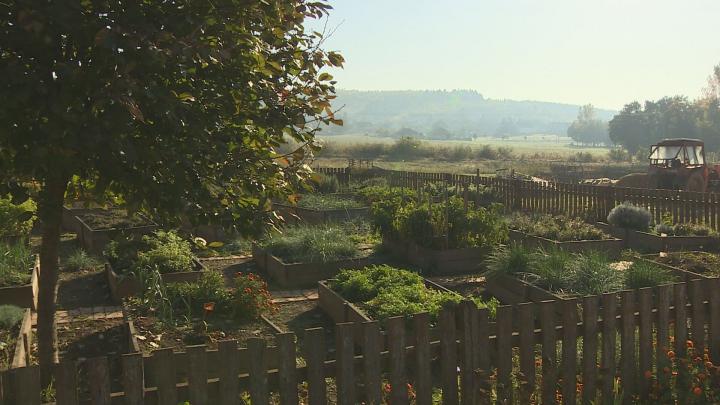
[615,139,720,192]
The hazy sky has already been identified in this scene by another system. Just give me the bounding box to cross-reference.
[309,0,720,110]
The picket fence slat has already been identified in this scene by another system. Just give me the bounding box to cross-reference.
[581,295,599,405]
[55,361,79,405]
[561,299,578,405]
[218,340,239,405]
[387,317,408,404]
[153,348,177,405]
[638,288,653,401]
[278,333,298,405]
[305,328,326,405]
[518,303,535,403]
[440,306,459,405]
[540,301,557,405]
[600,293,617,403]
[496,305,513,403]
[248,338,269,405]
[364,321,382,405]
[121,353,144,405]
[88,357,111,405]
[187,345,208,405]
[336,323,355,405]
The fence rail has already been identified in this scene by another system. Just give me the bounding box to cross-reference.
[2,278,719,404]
[316,166,720,228]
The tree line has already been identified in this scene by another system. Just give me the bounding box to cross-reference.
[608,64,720,155]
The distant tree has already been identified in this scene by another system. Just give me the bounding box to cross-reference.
[393,127,423,138]
[494,118,518,139]
[0,0,340,383]
[430,121,451,139]
[702,63,720,101]
[567,104,609,145]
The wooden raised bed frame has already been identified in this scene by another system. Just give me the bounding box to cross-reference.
[0,255,39,310]
[382,237,489,275]
[596,222,720,253]
[7,308,32,369]
[76,212,159,255]
[638,252,715,280]
[273,199,369,225]
[508,229,624,258]
[252,245,375,288]
[105,258,207,303]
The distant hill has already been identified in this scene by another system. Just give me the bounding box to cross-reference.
[322,90,617,140]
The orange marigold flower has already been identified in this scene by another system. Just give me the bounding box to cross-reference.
[667,351,676,359]
[644,370,652,380]
[706,361,714,369]
[695,357,703,364]
[693,386,702,396]
[687,340,694,349]
[203,302,215,312]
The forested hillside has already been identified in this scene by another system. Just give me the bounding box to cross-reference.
[323,89,616,139]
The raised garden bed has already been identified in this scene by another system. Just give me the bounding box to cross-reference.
[508,229,624,258]
[253,244,375,288]
[0,308,32,370]
[76,210,158,255]
[105,258,206,303]
[382,237,489,275]
[0,255,39,310]
[274,194,369,224]
[640,251,719,279]
[597,222,720,253]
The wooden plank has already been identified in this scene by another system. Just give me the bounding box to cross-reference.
[336,323,355,405]
[364,321,382,405]
[387,317,408,404]
[440,305,459,405]
[305,328,326,405]
[187,345,208,405]
[218,340,240,405]
[656,285,671,391]
[475,308,491,405]
[87,357,111,405]
[600,293,617,404]
[460,301,475,405]
[152,348,177,405]
[689,279,706,355]
[674,284,688,359]
[121,353,144,405]
[248,338,269,405]
[620,290,636,403]
[562,299,578,405]
[638,288,653,401]
[517,303,535,403]
[540,301,557,405]
[496,305,513,403]
[582,295,599,405]
[8,366,41,405]
[709,279,720,364]
[278,333,299,405]
[54,361,79,405]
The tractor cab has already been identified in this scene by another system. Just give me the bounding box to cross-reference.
[648,139,705,169]
[647,139,710,191]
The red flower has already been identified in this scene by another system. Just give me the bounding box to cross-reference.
[203,302,215,313]
[693,386,702,396]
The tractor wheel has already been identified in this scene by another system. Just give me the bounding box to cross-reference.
[685,172,706,192]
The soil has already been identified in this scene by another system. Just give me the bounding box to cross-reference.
[57,266,114,310]
[0,323,19,369]
[57,318,133,395]
[429,274,488,297]
[652,252,720,277]
[128,312,277,352]
[78,210,153,230]
[199,256,252,274]
[265,300,336,360]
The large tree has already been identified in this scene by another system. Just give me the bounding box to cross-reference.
[0,0,342,383]
[567,104,609,146]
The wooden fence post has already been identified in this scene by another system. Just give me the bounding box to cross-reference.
[440,305,459,405]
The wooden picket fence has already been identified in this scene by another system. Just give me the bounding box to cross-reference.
[316,166,720,229]
[3,278,720,404]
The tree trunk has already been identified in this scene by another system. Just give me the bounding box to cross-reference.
[37,174,68,386]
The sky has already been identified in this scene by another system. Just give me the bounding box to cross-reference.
[308,0,720,110]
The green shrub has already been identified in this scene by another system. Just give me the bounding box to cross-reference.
[104,230,194,275]
[625,261,676,289]
[607,203,652,231]
[312,173,340,194]
[509,212,608,241]
[296,194,364,210]
[0,243,33,287]
[258,223,365,263]
[654,223,674,235]
[358,185,415,204]
[0,305,24,329]
[670,222,718,237]
[332,264,425,302]
[63,249,100,272]
[528,247,575,292]
[0,197,35,239]
[485,243,531,278]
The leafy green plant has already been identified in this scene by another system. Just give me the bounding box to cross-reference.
[625,261,676,289]
[331,265,497,320]
[509,212,609,241]
[528,247,575,293]
[296,194,364,210]
[63,249,100,272]
[104,230,195,276]
[669,222,718,237]
[0,305,24,329]
[567,251,624,296]
[257,222,372,263]
[0,197,35,240]
[607,203,652,231]
[0,243,34,287]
